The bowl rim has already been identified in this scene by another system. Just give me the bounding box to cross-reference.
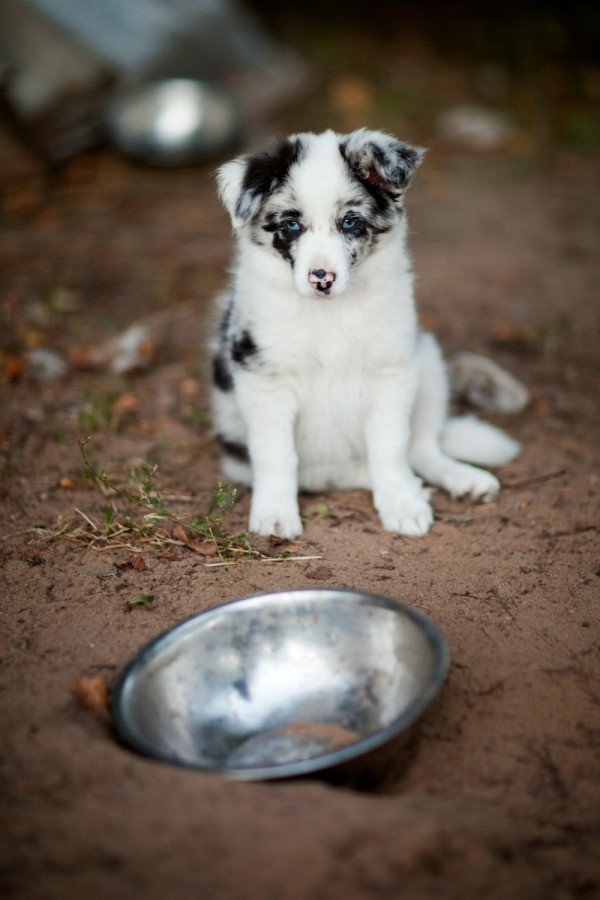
[111,588,449,780]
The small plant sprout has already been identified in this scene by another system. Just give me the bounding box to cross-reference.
[126,593,155,610]
[34,438,265,561]
[23,438,322,567]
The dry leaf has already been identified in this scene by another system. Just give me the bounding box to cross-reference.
[489,320,538,350]
[24,330,46,349]
[112,393,139,417]
[128,554,147,571]
[5,355,25,382]
[171,523,218,556]
[58,477,77,490]
[172,523,189,544]
[179,377,199,398]
[188,541,219,557]
[282,542,302,554]
[531,398,549,416]
[267,537,303,555]
[72,675,110,722]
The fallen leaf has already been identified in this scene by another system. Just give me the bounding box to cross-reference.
[282,542,302,554]
[112,392,139,417]
[180,377,199,398]
[24,330,46,349]
[269,535,302,553]
[489,320,544,352]
[187,540,219,557]
[531,398,549,416]
[172,523,189,544]
[171,523,218,556]
[73,675,110,722]
[58,476,77,490]
[128,554,147,571]
[67,346,97,369]
[5,355,25,382]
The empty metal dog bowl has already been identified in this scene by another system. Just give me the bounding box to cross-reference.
[104,79,240,165]
[112,589,448,781]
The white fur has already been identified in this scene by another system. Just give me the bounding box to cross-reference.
[212,129,520,538]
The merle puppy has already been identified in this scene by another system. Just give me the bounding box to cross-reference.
[211,128,519,538]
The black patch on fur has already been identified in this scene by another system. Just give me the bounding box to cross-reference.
[262,209,303,232]
[212,353,233,392]
[236,138,305,223]
[272,233,294,265]
[262,209,303,266]
[231,330,258,367]
[362,179,392,212]
[215,435,249,463]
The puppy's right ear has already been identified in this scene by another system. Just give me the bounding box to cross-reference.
[217,136,302,230]
[216,158,257,230]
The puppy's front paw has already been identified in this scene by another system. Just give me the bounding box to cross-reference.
[375,490,434,536]
[249,503,303,539]
[445,465,500,503]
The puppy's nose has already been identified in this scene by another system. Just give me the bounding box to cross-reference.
[309,269,336,292]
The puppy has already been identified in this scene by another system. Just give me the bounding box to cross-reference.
[211,128,520,538]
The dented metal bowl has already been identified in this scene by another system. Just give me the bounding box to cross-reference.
[111,589,448,782]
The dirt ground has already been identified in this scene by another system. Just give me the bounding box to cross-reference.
[1,10,599,899]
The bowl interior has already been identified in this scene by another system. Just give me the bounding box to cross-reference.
[113,590,447,777]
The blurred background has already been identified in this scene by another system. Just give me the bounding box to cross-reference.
[2,0,598,166]
[0,0,598,378]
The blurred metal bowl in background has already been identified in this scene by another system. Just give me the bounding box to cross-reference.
[111,589,449,783]
[103,78,241,165]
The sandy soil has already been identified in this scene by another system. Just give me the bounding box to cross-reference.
[1,47,599,899]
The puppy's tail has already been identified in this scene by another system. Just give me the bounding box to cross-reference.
[441,415,520,467]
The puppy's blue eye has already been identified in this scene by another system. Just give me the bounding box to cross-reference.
[284,219,301,232]
[341,216,358,231]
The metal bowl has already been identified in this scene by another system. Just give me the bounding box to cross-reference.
[111,589,448,782]
[103,78,240,165]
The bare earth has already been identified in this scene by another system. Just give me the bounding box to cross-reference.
[1,138,599,897]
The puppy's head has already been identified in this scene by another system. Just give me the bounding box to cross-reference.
[217,129,424,299]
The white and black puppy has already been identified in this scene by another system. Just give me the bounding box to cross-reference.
[211,128,519,539]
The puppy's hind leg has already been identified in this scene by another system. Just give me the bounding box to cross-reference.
[409,333,500,502]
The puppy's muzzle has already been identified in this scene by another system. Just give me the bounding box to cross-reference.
[309,269,336,294]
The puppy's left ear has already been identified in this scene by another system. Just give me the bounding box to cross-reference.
[342,128,426,193]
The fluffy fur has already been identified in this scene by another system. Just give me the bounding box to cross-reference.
[211,128,520,538]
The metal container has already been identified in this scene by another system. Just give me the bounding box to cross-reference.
[112,589,449,783]
[103,79,240,165]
